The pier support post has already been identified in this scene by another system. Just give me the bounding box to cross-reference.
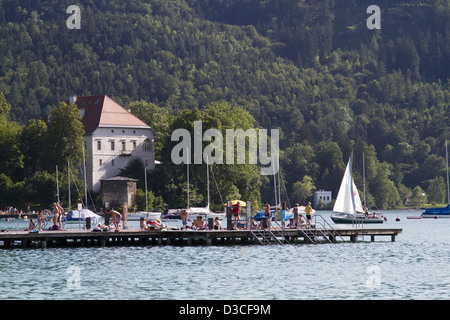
[246,201,251,230]
[208,218,214,230]
[122,203,128,230]
[226,201,232,230]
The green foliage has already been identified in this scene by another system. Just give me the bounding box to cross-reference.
[135,188,155,211]
[45,102,85,171]
[292,175,316,205]
[426,176,447,205]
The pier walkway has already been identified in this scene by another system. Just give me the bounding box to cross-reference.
[0,227,402,249]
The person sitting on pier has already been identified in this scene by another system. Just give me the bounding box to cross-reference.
[92,223,110,232]
[213,217,221,230]
[28,218,37,233]
[140,217,148,231]
[191,216,205,230]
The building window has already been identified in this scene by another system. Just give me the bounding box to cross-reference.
[132,141,137,150]
[143,139,153,152]
[99,159,103,166]
[111,141,115,151]
[111,159,115,166]
[122,141,126,151]
[97,141,101,151]
[111,129,114,133]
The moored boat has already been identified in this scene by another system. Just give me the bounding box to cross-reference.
[127,211,161,221]
[421,141,450,219]
[331,153,384,224]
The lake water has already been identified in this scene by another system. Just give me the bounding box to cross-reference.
[0,210,448,300]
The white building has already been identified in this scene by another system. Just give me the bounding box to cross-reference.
[71,95,155,192]
[314,190,332,208]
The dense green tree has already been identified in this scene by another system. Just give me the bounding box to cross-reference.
[44,102,85,173]
[292,175,316,205]
[426,176,447,205]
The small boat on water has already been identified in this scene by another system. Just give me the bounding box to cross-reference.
[331,153,384,224]
[63,208,102,224]
[421,141,450,219]
[421,205,450,218]
[127,212,161,221]
[161,209,181,220]
[187,206,225,221]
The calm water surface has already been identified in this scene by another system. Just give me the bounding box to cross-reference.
[0,210,448,300]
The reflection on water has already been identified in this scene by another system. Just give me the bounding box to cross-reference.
[0,210,449,299]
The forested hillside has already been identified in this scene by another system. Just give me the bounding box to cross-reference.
[0,0,449,210]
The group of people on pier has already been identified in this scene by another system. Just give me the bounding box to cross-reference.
[24,200,315,233]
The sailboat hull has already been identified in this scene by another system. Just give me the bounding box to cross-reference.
[331,213,384,224]
[421,205,450,218]
[127,212,161,221]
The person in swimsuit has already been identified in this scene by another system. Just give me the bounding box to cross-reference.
[37,211,44,231]
[180,209,188,229]
[107,208,122,232]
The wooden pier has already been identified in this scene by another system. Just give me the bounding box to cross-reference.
[0,227,402,249]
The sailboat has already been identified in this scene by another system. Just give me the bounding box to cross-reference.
[64,151,101,225]
[421,141,450,218]
[186,157,225,221]
[128,167,161,221]
[254,154,297,221]
[331,153,384,224]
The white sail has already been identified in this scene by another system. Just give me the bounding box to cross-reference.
[333,155,364,215]
[352,180,365,214]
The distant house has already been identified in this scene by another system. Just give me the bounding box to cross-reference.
[48,95,156,193]
[314,190,332,208]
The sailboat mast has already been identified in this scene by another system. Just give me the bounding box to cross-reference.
[446,140,449,205]
[82,140,87,209]
[272,155,277,206]
[363,152,366,207]
[206,156,210,208]
[277,154,281,206]
[56,165,60,203]
[144,166,148,212]
[349,152,356,214]
[187,147,190,209]
[68,160,71,211]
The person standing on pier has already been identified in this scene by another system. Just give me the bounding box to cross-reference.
[107,208,122,232]
[264,202,271,229]
[293,203,299,229]
[52,202,64,230]
[37,211,44,231]
[305,202,312,227]
[180,208,188,229]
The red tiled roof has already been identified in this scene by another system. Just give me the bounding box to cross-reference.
[73,95,150,133]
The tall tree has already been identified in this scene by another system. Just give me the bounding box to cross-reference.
[44,102,85,173]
